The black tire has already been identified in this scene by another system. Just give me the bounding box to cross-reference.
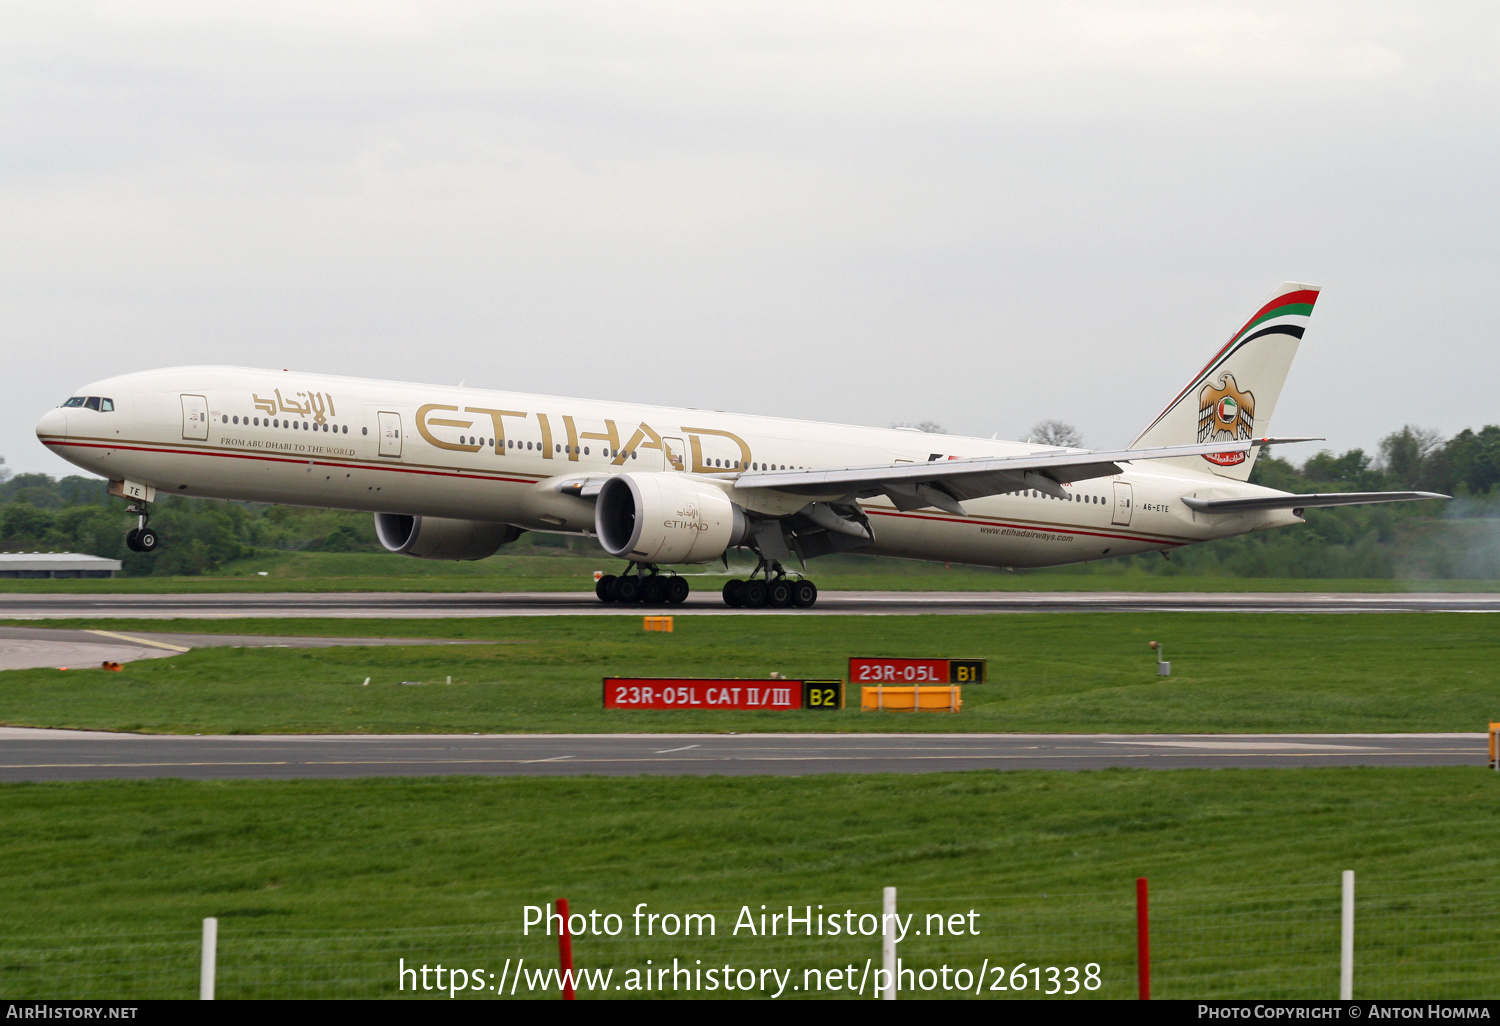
[767,579,793,608]
[641,575,667,605]
[135,528,160,553]
[595,575,618,602]
[722,579,745,608]
[792,580,818,608]
[612,576,641,603]
[666,576,690,604]
[742,580,768,608]
[125,528,142,553]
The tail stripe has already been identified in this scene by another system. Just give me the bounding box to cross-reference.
[1135,286,1318,443]
[1229,290,1320,345]
[1237,323,1306,347]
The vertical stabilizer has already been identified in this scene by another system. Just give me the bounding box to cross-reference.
[1129,282,1320,481]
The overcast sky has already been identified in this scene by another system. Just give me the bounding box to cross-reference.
[4,1,1498,475]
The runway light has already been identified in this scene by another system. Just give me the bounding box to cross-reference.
[1148,642,1170,677]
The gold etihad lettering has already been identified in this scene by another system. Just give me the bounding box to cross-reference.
[416,404,481,453]
[252,389,336,425]
[463,407,528,454]
[404,401,756,469]
[683,426,752,473]
[536,413,555,459]
[614,422,667,465]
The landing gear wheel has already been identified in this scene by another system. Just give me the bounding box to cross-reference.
[722,579,746,608]
[666,576,690,604]
[125,528,142,553]
[612,576,640,603]
[595,574,618,602]
[742,580,768,608]
[641,575,667,605]
[791,580,818,608]
[128,527,160,553]
[767,579,794,608]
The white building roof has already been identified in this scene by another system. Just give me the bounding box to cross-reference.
[0,552,123,572]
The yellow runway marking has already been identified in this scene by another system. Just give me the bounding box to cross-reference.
[84,630,191,652]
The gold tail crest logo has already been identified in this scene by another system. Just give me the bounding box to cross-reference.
[1197,373,1255,466]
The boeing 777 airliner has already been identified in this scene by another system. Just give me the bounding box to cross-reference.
[35,283,1443,607]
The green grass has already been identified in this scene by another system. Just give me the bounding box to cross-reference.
[2,549,1498,592]
[3,613,1497,734]
[2,769,1498,998]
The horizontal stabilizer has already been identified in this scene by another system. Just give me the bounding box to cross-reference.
[1182,491,1449,514]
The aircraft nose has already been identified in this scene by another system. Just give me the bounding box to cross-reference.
[36,407,68,440]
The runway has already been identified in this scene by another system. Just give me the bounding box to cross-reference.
[0,625,496,671]
[0,729,1483,781]
[0,589,1497,620]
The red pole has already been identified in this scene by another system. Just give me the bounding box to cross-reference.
[1136,877,1151,1000]
[556,898,575,1001]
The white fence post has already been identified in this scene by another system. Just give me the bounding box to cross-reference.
[200,917,218,1000]
[1340,871,1354,1000]
[882,886,897,1000]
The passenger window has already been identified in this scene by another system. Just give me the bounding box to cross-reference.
[100,398,114,412]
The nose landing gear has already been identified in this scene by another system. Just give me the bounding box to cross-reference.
[124,502,159,553]
[721,560,818,609]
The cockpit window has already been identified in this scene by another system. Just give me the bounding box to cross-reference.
[60,396,114,411]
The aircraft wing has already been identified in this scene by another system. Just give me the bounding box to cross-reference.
[1182,491,1448,513]
[733,440,1258,515]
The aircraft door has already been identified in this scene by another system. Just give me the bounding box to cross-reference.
[378,412,403,458]
[1112,481,1133,526]
[661,436,687,472]
[181,394,209,441]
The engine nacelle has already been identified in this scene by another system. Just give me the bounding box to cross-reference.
[373,513,523,561]
[595,473,749,564]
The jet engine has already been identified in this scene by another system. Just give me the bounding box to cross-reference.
[373,513,523,561]
[595,473,749,563]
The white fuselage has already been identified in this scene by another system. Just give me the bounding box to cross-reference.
[36,366,1300,568]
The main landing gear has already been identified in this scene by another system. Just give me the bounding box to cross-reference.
[595,564,691,605]
[721,560,818,609]
[124,502,159,553]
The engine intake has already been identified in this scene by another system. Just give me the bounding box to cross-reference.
[374,513,523,561]
[595,473,749,564]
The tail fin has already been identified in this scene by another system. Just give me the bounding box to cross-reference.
[1129,281,1320,481]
